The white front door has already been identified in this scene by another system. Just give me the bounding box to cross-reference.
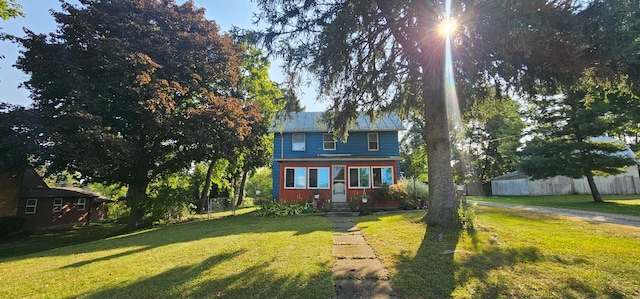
[332,165,347,203]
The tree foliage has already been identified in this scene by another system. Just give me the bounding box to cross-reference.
[0,0,22,20]
[464,94,525,184]
[15,0,254,230]
[0,103,44,171]
[520,73,638,202]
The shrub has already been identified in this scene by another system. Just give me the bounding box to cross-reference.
[367,184,389,203]
[347,195,360,211]
[255,200,317,217]
[0,216,27,238]
[399,178,429,209]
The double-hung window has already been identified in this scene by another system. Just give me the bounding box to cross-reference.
[292,133,305,151]
[285,167,307,189]
[308,167,330,189]
[77,198,86,211]
[372,166,394,187]
[323,134,335,150]
[53,198,63,212]
[25,199,38,214]
[348,167,370,188]
[368,133,379,151]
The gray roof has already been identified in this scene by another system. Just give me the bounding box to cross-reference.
[492,171,529,181]
[269,112,405,133]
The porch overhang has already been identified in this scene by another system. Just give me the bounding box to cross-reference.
[274,156,402,162]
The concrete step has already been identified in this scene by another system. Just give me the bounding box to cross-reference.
[325,211,360,217]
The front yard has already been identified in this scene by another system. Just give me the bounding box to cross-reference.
[1,202,639,298]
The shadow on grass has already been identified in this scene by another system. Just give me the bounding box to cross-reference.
[68,249,333,299]
[0,223,125,259]
[0,212,331,263]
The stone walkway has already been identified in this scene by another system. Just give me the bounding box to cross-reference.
[330,218,398,299]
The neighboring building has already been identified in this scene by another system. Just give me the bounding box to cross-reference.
[493,136,640,196]
[0,168,111,229]
[269,112,405,208]
[491,166,640,196]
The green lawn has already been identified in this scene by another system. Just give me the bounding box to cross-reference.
[0,210,334,299]
[3,205,640,298]
[471,195,640,217]
[354,208,640,298]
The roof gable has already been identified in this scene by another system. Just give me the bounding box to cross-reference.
[269,112,405,133]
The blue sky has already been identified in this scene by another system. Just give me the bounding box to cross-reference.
[0,0,325,111]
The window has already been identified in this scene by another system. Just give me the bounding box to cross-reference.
[368,133,379,151]
[53,198,63,212]
[308,167,330,189]
[285,167,306,189]
[349,167,370,188]
[77,198,86,211]
[323,134,336,150]
[25,199,37,214]
[292,133,305,151]
[373,167,394,187]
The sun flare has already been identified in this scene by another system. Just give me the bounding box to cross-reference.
[438,19,457,36]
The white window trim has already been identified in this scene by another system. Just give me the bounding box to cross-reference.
[308,167,331,189]
[77,198,86,211]
[292,133,306,151]
[368,133,379,151]
[372,166,394,188]
[323,133,336,151]
[284,167,307,189]
[25,198,38,214]
[348,166,371,189]
[53,198,63,212]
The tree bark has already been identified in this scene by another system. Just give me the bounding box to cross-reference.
[198,160,215,213]
[236,171,248,206]
[422,83,458,228]
[586,171,604,203]
[124,180,149,232]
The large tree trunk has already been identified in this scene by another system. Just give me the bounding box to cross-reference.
[236,171,248,206]
[586,171,604,203]
[198,160,215,213]
[422,83,458,228]
[124,180,149,232]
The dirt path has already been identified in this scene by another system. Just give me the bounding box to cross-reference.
[330,218,398,299]
[473,201,640,228]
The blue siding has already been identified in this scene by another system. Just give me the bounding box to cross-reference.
[275,131,400,159]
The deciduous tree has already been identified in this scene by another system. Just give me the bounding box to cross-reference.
[16,0,246,230]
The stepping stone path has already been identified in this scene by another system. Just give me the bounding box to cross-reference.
[330,218,398,298]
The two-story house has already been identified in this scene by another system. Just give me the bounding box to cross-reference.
[269,112,405,208]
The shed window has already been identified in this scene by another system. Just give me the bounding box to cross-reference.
[53,198,63,212]
[373,167,394,187]
[349,167,370,188]
[25,199,37,214]
[285,167,306,189]
[77,198,86,211]
[308,167,330,189]
[368,133,379,151]
[292,133,305,151]
[323,134,336,150]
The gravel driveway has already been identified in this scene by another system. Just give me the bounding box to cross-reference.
[472,201,640,228]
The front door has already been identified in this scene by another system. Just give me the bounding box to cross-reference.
[332,165,346,203]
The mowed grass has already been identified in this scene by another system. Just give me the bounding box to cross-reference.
[471,195,640,217]
[0,210,334,299]
[355,208,640,298]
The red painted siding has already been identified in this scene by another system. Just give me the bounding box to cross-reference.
[277,161,400,208]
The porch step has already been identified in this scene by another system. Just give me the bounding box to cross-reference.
[331,203,352,212]
[325,203,358,217]
[325,211,360,217]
